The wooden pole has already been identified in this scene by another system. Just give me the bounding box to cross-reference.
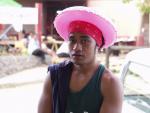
[35,3,43,48]
[105,47,111,68]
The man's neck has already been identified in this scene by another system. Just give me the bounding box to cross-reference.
[73,60,98,74]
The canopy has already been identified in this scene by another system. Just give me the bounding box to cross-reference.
[0,0,21,7]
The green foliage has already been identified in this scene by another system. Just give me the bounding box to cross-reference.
[122,0,132,4]
[137,0,150,14]
[122,0,150,13]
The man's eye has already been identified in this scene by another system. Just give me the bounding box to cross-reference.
[69,36,76,43]
[81,37,90,44]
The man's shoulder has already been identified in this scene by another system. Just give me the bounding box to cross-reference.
[102,68,121,86]
[48,60,73,85]
[48,60,73,72]
[101,68,122,93]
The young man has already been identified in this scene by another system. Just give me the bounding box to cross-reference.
[38,6,123,113]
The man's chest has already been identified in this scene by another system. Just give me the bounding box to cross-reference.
[69,73,93,92]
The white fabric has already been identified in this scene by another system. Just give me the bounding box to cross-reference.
[27,36,39,54]
[56,41,69,54]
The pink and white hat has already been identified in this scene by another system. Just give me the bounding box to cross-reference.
[54,6,117,48]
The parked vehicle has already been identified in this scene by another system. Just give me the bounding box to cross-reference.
[120,48,150,113]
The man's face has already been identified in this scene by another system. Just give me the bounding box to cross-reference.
[68,32,97,65]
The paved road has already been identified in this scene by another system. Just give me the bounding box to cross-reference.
[0,66,47,113]
[0,83,43,113]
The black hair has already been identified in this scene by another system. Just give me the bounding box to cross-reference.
[96,35,105,48]
[43,37,48,42]
[100,35,105,48]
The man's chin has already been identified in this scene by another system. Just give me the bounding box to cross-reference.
[71,58,95,66]
[71,59,84,65]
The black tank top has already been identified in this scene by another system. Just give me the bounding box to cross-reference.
[65,64,105,113]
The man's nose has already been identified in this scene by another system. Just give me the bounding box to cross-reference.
[73,42,82,51]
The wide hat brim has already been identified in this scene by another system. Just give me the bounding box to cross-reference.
[54,6,117,48]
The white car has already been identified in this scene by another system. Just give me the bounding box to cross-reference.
[120,48,150,113]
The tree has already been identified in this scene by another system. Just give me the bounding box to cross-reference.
[123,0,150,46]
[123,0,150,14]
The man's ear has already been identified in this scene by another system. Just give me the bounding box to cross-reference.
[94,44,97,53]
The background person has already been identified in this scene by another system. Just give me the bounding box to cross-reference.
[27,32,46,60]
[56,41,70,57]
[27,32,58,63]
[27,32,40,55]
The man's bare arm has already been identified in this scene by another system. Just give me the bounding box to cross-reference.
[38,73,52,113]
[100,69,123,113]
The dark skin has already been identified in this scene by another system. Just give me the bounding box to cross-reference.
[38,32,123,113]
[68,32,99,93]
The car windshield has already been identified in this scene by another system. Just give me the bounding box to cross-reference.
[123,61,150,113]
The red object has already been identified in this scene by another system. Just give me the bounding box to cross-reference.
[0,24,3,31]
[136,35,144,46]
[69,21,103,46]
[35,3,43,48]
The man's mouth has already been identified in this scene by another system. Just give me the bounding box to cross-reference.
[72,53,83,57]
